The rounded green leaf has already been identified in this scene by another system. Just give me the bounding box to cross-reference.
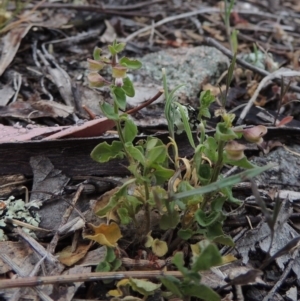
[96,261,111,272]
[195,209,221,227]
[112,86,126,110]
[122,77,135,97]
[215,122,238,141]
[192,244,222,271]
[159,211,180,230]
[117,207,132,224]
[100,102,119,120]
[146,145,167,167]
[123,119,138,142]
[93,47,102,61]
[91,141,124,163]
[178,228,194,240]
[119,57,142,70]
[125,143,145,165]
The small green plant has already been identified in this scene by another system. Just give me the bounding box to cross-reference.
[160,244,221,301]
[223,0,237,53]
[87,41,272,300]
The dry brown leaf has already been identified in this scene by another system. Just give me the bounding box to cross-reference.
[57,242,92,266]
[83,222,122,247]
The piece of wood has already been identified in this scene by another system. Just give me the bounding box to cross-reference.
[1,126,299,177]
[0,133,194,176]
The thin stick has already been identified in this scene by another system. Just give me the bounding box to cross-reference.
[125,7,221,42]
[262,249,299,301]
[236,69,300,125]
[0,270,183,289]
[126,90,163,114]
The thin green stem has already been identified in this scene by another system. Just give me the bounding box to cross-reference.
[201,140,225,209]
[210,140,225,183]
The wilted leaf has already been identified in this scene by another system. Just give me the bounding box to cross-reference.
[83,222,122,247]
[222,254,237,264]
[58,243,91,266]
[151,239,168,257]
[108,288,123,297]
[145,232,153,248]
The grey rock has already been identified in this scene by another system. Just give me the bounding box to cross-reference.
[136,46,229,105]
[252,144,300,190]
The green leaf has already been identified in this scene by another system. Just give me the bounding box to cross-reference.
[151,164,174,185]
[122,77,135,97]
[199,90,215,107]
[91,141,124,163]
[215,122,238,141]
[225,52,237,101]
[223,154,256,169]
[177,181,201,205]
[198,90,215,119]
[172,164,274,201]
[106,246,116,262]
[195,209,221,227]
[163,70,185,139]
[197,163,212,185]
[124,195,143,217]
[93,47,102,61]
[146,137,162,151]
[108,41,126,55]
[95,179,135,216]
[221,185,241,205]
[114,42,126,53]
[96,261,111,272]
[125,143,145,165]
[159,211,180,230]
[176,102,195,148]
[206,222,235,246]
[112,86,126,111]
[100,102,119,120]
[119,57,142,70]
[111,258,122,271]
[123,119,138,142]
[172,252,189,275]
[146,145,167,167]
[181,284,220,301]
[231,29,238,54]
[129,279,161,297]
[159,276,183,298]
[203,136,218,163]
[178,228,194,240]
[192,244,222,271]
[117,207,132,224]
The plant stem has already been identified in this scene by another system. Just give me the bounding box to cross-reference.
[201,140,225,209]
[210,140,225,183]
[143,181,151,234]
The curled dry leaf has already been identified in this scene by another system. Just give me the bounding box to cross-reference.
[57,242,92,266]
[83,222,122,247]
